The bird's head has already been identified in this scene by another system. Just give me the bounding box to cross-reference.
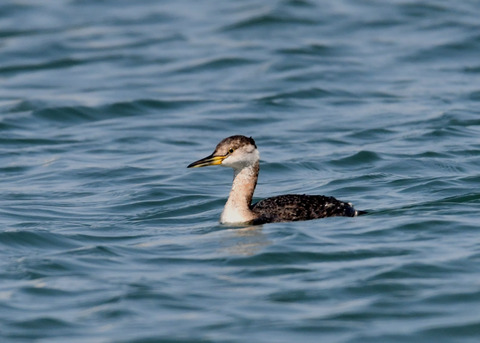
[187,135,259,170]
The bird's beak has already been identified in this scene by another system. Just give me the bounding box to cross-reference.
[187,154,226,168]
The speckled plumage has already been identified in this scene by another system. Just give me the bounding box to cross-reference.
[214,135,257,154]
[251,194,356,224]
[188,135,365,225]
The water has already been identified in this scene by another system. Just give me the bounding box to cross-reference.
[1,0,480,342]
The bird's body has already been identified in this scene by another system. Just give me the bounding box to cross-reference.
[251,194,357,224]
[188,135,364,225]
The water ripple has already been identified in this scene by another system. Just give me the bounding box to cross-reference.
[2,0,480,342]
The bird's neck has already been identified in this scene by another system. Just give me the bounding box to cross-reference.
[220,162,259,224]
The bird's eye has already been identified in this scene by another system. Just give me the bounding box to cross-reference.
[228,148,234,154]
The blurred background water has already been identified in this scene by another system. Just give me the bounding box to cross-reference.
[1,0,480,342]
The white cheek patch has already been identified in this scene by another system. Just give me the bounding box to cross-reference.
[249,149,260,164]
[222,154,242,167]
[221,148,259,169]
[220,155,233,167]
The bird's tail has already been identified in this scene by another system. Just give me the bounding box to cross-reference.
[355,210,368,216]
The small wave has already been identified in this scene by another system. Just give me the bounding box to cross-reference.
[172,57,258,74]
[256,88,356,106]
[226,246,409,267]
[0,230,79,251]
[0,58,84,76]
[30,98,202,125]
[402,34,480,63]
[12,317,74,330]
[277,42,341,56]
[220,13,317,32]
[329,151,382,167]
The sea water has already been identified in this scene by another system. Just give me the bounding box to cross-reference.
[1,1,480,342]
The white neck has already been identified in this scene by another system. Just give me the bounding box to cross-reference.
[220,162,259,224]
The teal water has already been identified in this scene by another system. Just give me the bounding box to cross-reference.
[1,1,480,342]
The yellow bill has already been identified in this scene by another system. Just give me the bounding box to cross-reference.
[187,154,226,168]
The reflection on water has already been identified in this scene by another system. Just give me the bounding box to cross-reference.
[2,0,480,341]
[220,226,270,256]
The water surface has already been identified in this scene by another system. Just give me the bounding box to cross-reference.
[1,1,480,342]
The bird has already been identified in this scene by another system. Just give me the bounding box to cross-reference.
[187,135,365,225]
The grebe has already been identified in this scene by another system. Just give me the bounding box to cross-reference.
[187,135,365,225]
